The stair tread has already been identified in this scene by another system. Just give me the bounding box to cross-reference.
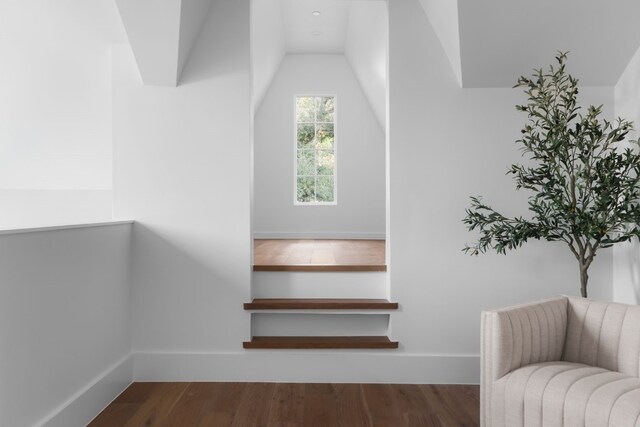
[243,336,399,349]
[253,265,387,272]
[244,298,398,310]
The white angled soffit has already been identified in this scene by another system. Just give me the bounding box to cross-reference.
[115,0,214,86]
[418,0,463,87]
[115,0,181,86]
[177,0,215,80]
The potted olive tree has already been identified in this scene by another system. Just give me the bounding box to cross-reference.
[463,52,640,298]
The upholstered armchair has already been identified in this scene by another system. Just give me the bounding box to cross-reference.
[481,296,640,427]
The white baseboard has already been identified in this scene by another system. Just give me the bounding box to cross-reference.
[133,352,479,384]
[42,354,133,427]
[253,232,386,240]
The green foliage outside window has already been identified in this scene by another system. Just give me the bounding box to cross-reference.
[295,96,336,203]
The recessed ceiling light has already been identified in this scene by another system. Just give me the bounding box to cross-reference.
[312,31,322,36]
[312,11,321,16]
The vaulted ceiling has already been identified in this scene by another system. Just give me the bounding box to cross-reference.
[251,0,387,131]
[280,0,352,54]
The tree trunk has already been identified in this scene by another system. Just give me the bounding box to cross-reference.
[579,263,589,298]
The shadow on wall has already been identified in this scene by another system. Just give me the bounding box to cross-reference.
[622,241,640,304]
[130,223,250,351]
[178,0,248,87]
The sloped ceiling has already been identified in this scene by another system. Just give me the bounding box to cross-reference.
[345,1,387,131]
[252,0,387,131]
[421,0,640,88]
[252,0,286,113]
[115,0,213,86]
[281,0,352,54]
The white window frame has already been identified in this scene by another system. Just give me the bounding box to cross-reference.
[293,94,338,206]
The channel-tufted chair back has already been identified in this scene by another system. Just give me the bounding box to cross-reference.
[562,297,640,377]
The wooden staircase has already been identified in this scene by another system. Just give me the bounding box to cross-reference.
[244,297,398,349]
[244,305,398,348]
[247,239,397,350]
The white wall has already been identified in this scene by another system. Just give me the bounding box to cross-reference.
[113,0,252,354]
[613,45,640,305]
[254,54,386,238]
[109,0,617,385]
[388,0,613,357]
[0,0,123,227]
[0,223,132,427]
[344,1,387,131]
[0,190,112,230]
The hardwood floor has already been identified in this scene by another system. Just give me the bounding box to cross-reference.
[89,382,479,427]
[253,239,386,271]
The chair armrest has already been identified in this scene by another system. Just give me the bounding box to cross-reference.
[480,296,569,427]
[481,296,568,381]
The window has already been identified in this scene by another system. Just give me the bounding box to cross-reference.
[295,95,336,204]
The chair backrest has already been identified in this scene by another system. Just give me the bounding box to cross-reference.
[486,296,569,380]
[563,297,640,377]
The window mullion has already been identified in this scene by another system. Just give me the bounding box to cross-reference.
[313,97,317,203]
[313,122,318,202]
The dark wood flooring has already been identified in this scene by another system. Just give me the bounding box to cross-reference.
[89,382,479,427]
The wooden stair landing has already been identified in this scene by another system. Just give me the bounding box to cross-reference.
[243,336,398,349]
[253,264,386,272]
[253,239,386,272]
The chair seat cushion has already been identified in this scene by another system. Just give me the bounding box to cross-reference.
[491,361,640,427]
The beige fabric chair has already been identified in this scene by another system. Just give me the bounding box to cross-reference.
[481,296,640,427]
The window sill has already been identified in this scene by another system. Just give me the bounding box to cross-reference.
[294,202,338,206]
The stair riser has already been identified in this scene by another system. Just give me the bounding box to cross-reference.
[251,313,390,337]
[252,272,387,299]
